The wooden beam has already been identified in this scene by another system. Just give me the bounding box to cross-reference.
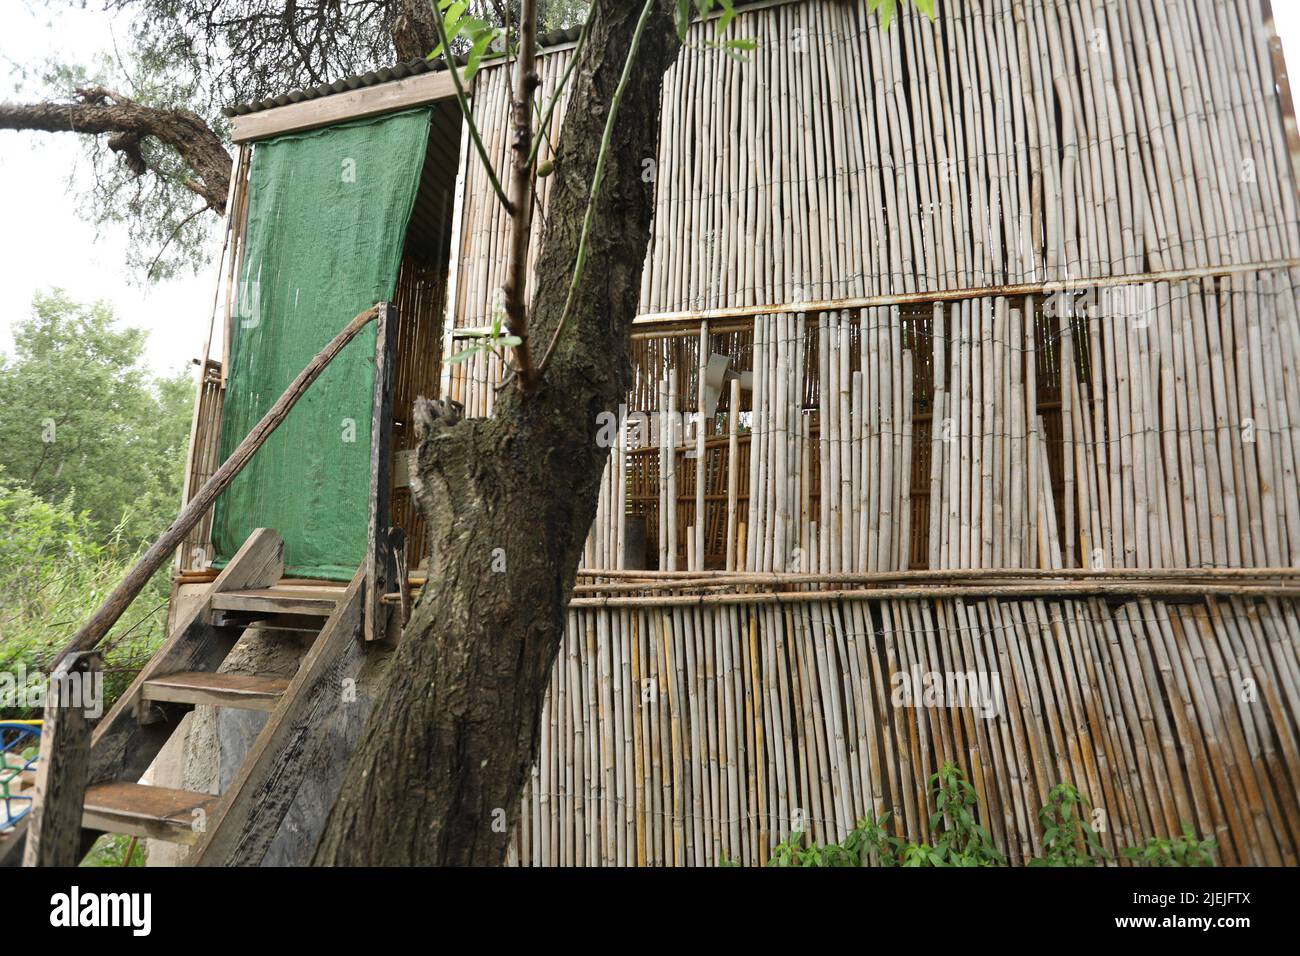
[624,258,1300,328]
[189,570,367,866]
[230,70,458,143]
[54,305,380,670]
[565,582,1300,608]
[365,302,398,642]
[22,653,101,867]
[209,588,340,617]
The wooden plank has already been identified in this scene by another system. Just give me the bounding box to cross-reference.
[82,783,218,846]
[210,589,339,617]
[142,672,290,712]
[22,654,100,866]
[230,70,458,143]
[189,569,367,866]
[366,302,399,642]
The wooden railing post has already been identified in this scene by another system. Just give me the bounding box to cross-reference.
[365,300,399,642]
[23,652,102,867]
[54,304,381,670]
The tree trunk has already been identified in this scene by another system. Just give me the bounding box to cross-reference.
[312,0,680,866]
[392,0,442,62]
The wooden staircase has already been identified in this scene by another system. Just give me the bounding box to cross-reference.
[67,528,370,864]
[5,304,401,867]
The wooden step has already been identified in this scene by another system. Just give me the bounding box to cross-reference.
[210,587,341,617]
[142,671,290,712]
[82,783,218,845]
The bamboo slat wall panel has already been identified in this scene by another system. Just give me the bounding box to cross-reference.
[509,593,1300,866]
[447,0,1299,336]
[390,256,450,570]
[443,0,1300,575]
[450,47,575,332]
[605,266,1300,574]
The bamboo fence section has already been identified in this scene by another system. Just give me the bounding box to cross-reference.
[507,591,1300,867]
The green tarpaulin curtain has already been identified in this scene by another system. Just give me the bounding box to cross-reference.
[212,108,431,580]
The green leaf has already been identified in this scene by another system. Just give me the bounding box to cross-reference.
[464,30,497,81]
[715,0,737,38]
[446,348,480,364]
[879,0,897,30]
[675,0,692,40]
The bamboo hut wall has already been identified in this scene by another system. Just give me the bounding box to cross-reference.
[437,0,1300,864]
[389,255,451,570]
[177,361,226,572]
[444,0,1300,575]
[447,0,1298,331]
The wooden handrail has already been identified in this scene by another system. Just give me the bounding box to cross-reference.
[53,304,383,669]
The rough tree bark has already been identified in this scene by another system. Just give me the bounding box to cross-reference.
[0,86,232,213]
[392,0,442,62]
[312,0,681,866]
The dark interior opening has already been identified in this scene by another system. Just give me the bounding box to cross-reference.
[390,101,462,572]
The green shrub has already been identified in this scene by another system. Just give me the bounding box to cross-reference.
[1029,782,1112,867]
[0,473,172,718]
[81,833,147,867]
[743,762,1217,868]
[1122,824,1219,867]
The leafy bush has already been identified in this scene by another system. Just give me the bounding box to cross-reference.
[745,763,1216,868]
[1029,782,1112,867]
[0,291,192,717]
[1122,824,1219,867]
[926,762,1005,866]
[0,472,173,718]
[81,833,147,867]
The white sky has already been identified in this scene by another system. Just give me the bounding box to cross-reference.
[1,2,1299,375]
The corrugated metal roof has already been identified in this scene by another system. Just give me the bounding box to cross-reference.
[222,25,585,118]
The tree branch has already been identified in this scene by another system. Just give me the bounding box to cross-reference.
[502,0,540,389]
[0,86,232,214]
[429,5,513,212]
